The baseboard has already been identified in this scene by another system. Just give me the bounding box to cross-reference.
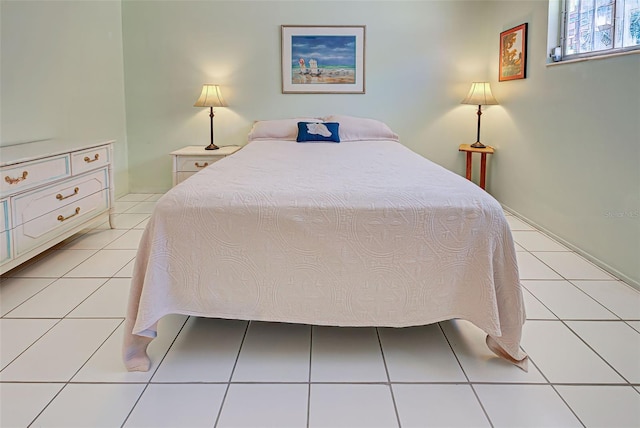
[502,205,640,291]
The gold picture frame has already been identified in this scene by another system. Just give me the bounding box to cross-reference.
[499,23,528,81]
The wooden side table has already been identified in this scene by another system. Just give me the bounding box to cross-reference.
[458,144,494,190]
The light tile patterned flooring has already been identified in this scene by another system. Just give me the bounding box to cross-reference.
[1,193,639,427]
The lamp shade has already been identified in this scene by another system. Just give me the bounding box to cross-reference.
[461,82,498,106]
[193,84,227,108]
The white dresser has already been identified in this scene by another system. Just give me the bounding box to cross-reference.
[0,140,115,274]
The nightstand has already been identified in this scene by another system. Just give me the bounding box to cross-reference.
[458,144,494,190]
[170,145,241,186]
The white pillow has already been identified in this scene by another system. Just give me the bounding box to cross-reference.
[248,118,321,141]
[322,115,399,142]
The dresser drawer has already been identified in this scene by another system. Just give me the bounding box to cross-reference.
[0,230,11,264]
[176,155,225,172]
[14,188,109,256]
[12,168,109,226]
[0,198,9,231]
[71,145,110,175]
[176,171,198,183]
[1,154,71,198]
[0,139,114,275]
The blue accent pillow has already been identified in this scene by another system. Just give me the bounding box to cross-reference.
[296,122,340,143]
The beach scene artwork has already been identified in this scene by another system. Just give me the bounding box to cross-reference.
[290,35,356,84]
[282,25,364,93]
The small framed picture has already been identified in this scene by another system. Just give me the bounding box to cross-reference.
[499,23,527,81]
[281,25,366,94]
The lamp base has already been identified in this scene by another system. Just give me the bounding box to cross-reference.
[470,141,486,149]
[205,143,219,150]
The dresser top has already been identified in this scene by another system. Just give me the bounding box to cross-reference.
[0,139,114,167]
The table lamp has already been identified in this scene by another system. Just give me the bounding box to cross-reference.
[461,82,498,149]
[194,84,227,150]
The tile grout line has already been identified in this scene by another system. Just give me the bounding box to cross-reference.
[306,325,313,428]
[521,283,562,320]
[564,278,627,320]
[1,278,62,318]
[558,319,633,385]
[1,195,155,426]
[521,248,635,385]
[527,248,617,282]
[521,281,636,323]
[504,327,590,427]
[520,252,639,387]
[69,318,126,382]
[22,318,125,427]
[26,382,68,428]
[0,249,127,319]
[12,248,100,280]
[0,317,65,373]
[119,315,191,427]
[548,382,588,428]
[2,380,637,386]
[437,322,494,428]
[212,320,250,428]
[81,204,156,428]
[59,277,112,319]
[375,327,402,428]
[519,255,631,426]
[514,224,623,284]
[508,208,631,285]
[56,225,125,251]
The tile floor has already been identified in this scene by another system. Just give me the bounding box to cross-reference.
[1,193,639,427]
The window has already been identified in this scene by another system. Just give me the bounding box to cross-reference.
[562,0,640,58]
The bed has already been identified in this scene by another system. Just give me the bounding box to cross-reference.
[123,115,528,372]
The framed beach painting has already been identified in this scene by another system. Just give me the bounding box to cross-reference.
[499,23,527,81]
[282,25,366,94]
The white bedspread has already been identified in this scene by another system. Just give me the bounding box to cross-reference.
[123,140,528,371]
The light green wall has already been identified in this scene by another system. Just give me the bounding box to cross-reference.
[484,1,640,286]
[122,0,491,192]
[0,0,129,195]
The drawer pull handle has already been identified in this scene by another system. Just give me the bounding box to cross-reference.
[5,171,28,185]
[84,154,100,163]
[194,162,209,168]
[56,187,79,201]
[57,207,81,222]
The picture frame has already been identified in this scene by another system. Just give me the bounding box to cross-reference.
[281,25,366,94]
[499,23,527,81]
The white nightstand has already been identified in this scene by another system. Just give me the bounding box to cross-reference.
[170,145,241,186]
